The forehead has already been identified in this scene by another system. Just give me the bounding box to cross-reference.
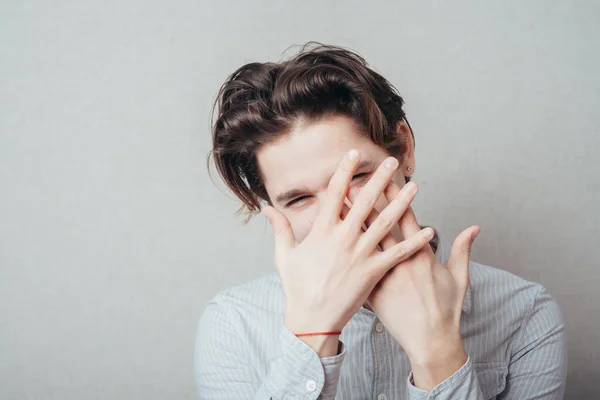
[256,115,386,200]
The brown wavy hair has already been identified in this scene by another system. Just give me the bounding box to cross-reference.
[208,42,415,221]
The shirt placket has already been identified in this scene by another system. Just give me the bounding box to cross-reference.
[371,318,392,400]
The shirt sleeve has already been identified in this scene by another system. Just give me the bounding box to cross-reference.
[406,356,485,399]
[499,285,568,399]
[194,296,346,399]
[405,285,567,400]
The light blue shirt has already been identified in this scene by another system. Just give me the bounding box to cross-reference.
[194,231,567,399]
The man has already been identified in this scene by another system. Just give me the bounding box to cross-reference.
[195,43,567,399]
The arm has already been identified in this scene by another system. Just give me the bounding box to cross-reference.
[406,356,485,399]
[499,286,568,399]
[345,181,484,399]
[405,286,567,399]
[194,297,346,400]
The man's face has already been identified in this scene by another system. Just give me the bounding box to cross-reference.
[257,114,411,242]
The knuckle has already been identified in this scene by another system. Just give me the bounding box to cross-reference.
[394,244,407,259]
[389,201,408,217]
[398,188,414,203]
[461,243,471,256]
[377,217,394,231]
[359,191,378,207]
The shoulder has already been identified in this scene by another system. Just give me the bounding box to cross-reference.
[195,272,286,369]
[468,260,550,312]
[469,261,542,297]
[210,271,284,311]
[467,260,565,338]
[198,272,285,333]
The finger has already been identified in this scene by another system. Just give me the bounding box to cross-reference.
[355,181,418,254]
[340,197,352,221]
[383,181,423,238]
[343,196,386,251]
[447,225,480,292]
[371,227,436,275]
[318,149,361,227]
[345,190,380,231]
[262,205,296,269]
[342,156,399,232]
[363,204,395,252]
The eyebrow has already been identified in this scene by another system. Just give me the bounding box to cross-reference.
[274,159,375,205]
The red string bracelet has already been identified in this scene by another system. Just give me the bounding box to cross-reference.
[294,331,342,337]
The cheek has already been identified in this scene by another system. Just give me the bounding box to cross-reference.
[288,203,321,243]
[373,172,405,212]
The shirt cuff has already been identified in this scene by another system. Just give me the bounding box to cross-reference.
[407,355,478,400]
[257,326,345,400]
[319,341,346,398]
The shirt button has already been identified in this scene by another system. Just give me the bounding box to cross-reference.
[305,379,317,392]
[375,322,384,333]
[378,394,387,400]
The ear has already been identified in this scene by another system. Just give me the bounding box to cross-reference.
[396,119,415,177]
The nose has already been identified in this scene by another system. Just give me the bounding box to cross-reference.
[307,200,322,228]
[294,192,332,242]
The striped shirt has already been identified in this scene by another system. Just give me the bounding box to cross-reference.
[194,231,567,399]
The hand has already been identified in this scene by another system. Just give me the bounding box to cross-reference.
[347,180,480,389]
[262,150,435,357]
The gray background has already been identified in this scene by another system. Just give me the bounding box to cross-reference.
[1,1,599,399]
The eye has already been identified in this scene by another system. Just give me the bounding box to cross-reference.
[352,172,369,180]
[286,195,309,208]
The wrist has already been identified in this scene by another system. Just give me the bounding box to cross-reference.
[284,307,343,357]
[284,304,341,333]
[409,337,468,391]
[297,334,341,357]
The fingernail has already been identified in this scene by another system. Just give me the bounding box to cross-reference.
[424,227,435,238]
[384,157,398,169]
[348,149,359,160]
